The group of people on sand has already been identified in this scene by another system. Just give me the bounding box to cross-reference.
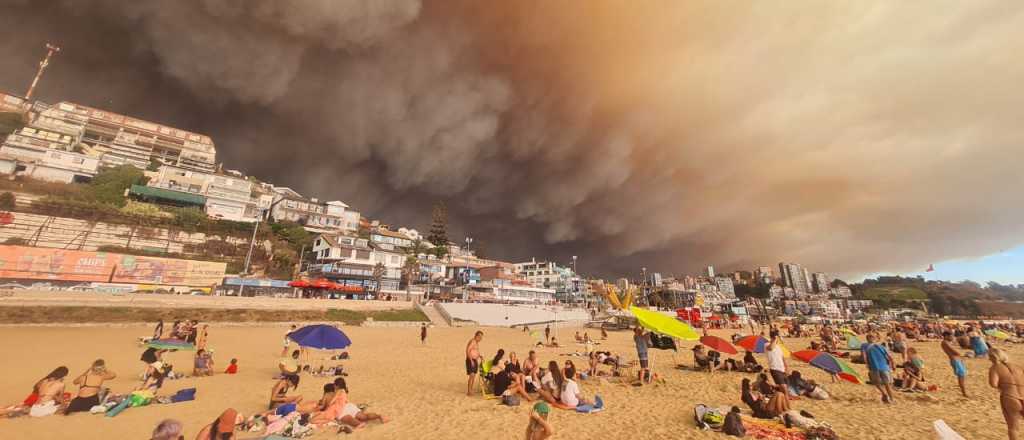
[154,319,209,350]
[465,330,604,417]
[2,359,118,417]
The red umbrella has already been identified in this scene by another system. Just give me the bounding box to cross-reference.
[288,280,311,288]
[699,335,738,355]
[736,335,769,353]
[708,315,722,321]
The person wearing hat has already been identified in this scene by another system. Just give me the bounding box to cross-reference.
[195,408,240,440]
[526,402,554,440]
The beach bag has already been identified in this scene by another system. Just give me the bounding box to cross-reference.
[695,405,724,430]
[170,387,196,403]
[502,394,521,406]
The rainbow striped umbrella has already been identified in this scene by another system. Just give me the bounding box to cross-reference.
[793,350,862,384]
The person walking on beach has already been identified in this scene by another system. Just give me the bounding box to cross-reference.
[466,330,484,396]
[153,319,164,341]
[988,347,1024,440]
[942,331,969,397]
[863,333,896,404]
[634,327,650,384]
[545,325,551,344]
[420,323,428,345]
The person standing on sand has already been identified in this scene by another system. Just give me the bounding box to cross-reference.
[863,333,896,404]
[942,331,970,397]
[545,325,551,344]
[282,325,297,357]
[988,347,1024,440]
[466,330,484,396]
[421,323,428,345]
[765,331,787,388]
[634,327,650,384]
[153,319,164,341]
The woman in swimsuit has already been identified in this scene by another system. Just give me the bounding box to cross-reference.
[65,359,117,414]
[29,366,69,417]
[989,347,1024,440]
[269,374,303,410]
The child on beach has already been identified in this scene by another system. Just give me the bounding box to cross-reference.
[225,358,238,374]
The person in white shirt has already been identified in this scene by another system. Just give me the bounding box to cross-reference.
[765,331,788,387]
[559,368,593,408]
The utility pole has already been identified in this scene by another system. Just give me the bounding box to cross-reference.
[238,212,262,297]
[25,44,61,101]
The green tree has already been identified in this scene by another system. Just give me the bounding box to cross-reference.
[372,262,386,296]
[426,201,449,248]
[0,192,15,211]
[89,165,146,207]
[270,221,313,253]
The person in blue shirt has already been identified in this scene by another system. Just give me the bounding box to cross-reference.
[862,333,896,404]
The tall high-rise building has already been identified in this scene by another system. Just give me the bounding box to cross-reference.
[802,267,814,293]
[706,265,715,278]
[812,272,832,293]
[779,262,809,296]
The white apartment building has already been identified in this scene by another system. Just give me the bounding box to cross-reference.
[269,187,359,233]
[779,262,810,296]
[0,127,99,183]
[812,272,831,293]
[715,276,736,296]
[147,165,257,222]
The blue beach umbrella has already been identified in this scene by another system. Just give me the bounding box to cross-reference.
[288,324,352,350]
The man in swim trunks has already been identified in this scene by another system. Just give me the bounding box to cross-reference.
[466,330,484,396]
[942,331,969,397]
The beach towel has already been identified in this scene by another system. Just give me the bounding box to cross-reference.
[575,395,604,414]
[933,420,966,440]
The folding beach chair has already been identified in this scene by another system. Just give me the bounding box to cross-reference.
[478,359,500,400]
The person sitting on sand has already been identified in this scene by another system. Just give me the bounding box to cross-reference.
[195,408,240,440]
[139,368,166,394]
[194,349,215,377]
[787,370,829,400]
[899,348,927,392]
[309,383,344,425]
[27,366,68,417]
[523,350,540,391]
[548,337,560,347]
[601,328,608,340]
[151,419,184,440]
[333,378,389,430]
[693,345,714,372]
[742,350,763,373]
[741,377,789,419]
[526,402,555,440]
[560,368,594,408]
[225,358,238,374]
[988,347,1024,440]
[65,359,116,415]
[494,358,534,402]
[269,374,303,410]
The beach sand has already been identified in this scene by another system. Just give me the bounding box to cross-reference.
[0,324,1012,439]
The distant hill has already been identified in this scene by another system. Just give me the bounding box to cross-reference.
[861,286,928,301]
[851,275,1023,317]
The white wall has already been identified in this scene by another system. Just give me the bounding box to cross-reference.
[438,302,590,327]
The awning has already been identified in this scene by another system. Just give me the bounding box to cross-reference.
[129,184,206,207]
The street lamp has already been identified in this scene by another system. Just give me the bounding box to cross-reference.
[641,267,648,306]
[464,237,473,253]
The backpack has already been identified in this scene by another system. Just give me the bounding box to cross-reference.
[724,409,746,437]
[694,405,725,430]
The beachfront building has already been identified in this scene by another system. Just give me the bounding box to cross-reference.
[269,187,360,234]
[143,164,260,222]
[35,101,217,172]
[832,285,853,298]
[307,233,401,292]
[812,272,831,293]
[513,258,583,302]
[706,265,715,278]
[714,276,735,296]
[0,127,99,183]
[370,228,414,251]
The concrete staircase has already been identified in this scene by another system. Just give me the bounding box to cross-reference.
[415,301,451,327]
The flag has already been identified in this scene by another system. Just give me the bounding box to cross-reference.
[926,264,935,272]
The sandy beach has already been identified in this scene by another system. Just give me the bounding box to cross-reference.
[0,323,1013,439]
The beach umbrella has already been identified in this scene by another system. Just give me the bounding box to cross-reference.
[310,279,334,289]
[736,335,768,353]
[793,350,862,384]
[288,280,311,288]
[985,329,1011,340]
[288,324,352,350]
[838,328,857,336]
[629,306,699,341]
[146,339,195,351]
[846,335,863,350]
[699,335,738,355]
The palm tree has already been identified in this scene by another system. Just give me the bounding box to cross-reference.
[372,262,386,298]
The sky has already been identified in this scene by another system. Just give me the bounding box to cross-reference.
[0,1,1022,282]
